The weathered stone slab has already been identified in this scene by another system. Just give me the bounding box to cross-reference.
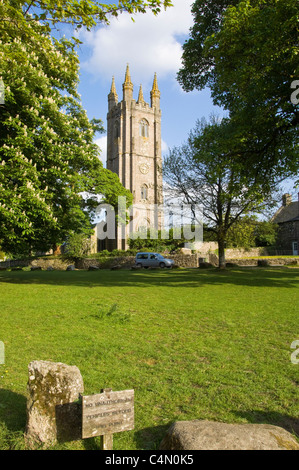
[160,420,299,450]
[66,265,75,271]
[25,361,84,447]
[111,265,121,270]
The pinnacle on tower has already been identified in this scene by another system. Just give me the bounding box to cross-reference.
[137,84,145,105]
[124,64,133,86]
[109,76,118,100]
[108,76,118,110]
[110,76,117,96]
[123,64,133,100]
[151,73,160,96]
[150,72,160,108]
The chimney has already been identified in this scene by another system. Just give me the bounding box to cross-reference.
[282,194,292,206]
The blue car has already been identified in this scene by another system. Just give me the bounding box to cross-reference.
[135,252,174,268]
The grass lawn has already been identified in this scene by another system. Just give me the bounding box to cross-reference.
[0,267,298,450]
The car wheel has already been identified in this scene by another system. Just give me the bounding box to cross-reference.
[159,262,165,268]
[136,263,142,268]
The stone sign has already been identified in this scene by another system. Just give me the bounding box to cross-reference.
[82,389,134,439]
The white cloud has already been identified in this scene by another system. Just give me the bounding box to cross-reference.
[161,139,169,154]
[95,135,107,166]
[80,0,193,85]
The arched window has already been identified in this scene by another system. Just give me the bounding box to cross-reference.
[141,184,148,200]
[139,119,149,138]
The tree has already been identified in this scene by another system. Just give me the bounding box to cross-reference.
[178,0,299,179]
[0,2,132,255]
[225,216,256,249]
[163,117,280,268]
[253,220,278,248]
[5,1,173,30]
[0,1,173,255]
[63,232,92,258]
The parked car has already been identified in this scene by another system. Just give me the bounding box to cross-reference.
[135,252,174,268]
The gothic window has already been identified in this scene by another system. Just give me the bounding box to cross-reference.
[141,184,148,200]
[139,119,149,138]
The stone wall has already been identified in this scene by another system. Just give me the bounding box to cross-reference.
[1,253,298,271]
[76,256,136,270]
[185,242,218,254]
[0,259,30,269]
[225,247,269,259]
[0,257,70,270]
[172,254,202,267]
[77,255,201,269]
[31,258,70,270]
[226,257,299,266]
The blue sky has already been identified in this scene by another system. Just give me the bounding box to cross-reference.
[74,0,223,165]
[72,0,296,200]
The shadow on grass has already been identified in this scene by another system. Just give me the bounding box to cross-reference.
[232,410,299,438]
[133,422,173,450]
[0,267,298,290]
[0,388,27,433]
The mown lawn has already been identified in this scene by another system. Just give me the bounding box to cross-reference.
[0,267,298,450]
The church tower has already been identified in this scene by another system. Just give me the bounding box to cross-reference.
[107,65,164,249]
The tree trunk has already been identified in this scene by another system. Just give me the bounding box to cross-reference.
[52,244,61,256]
[218,236,226,269]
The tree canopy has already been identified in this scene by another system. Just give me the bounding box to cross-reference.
[5,0,173,30]
[163,117,280,267]
[0,1,133,255]
[178,0,299,179]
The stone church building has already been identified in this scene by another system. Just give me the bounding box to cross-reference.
[96,65,164,251]
[271,193,299,255]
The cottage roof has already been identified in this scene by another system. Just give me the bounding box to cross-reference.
[272,201,299,224]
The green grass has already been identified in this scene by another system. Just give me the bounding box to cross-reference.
[0,267,298,450]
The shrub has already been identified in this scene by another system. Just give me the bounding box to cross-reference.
[64,233,91,259]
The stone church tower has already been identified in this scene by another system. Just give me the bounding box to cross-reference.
[106,65,164,249]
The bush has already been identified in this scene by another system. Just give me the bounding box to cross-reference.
[64,233,91,259]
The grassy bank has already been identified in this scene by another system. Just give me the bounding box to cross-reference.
[0,267,298,449]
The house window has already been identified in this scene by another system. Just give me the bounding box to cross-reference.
[141,184,148,200]
[139,119,149,138]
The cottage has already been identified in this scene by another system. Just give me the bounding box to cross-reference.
[271,194,299,255]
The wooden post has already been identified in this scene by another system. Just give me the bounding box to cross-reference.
[100,388,113,450]
[101,432,113,450]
